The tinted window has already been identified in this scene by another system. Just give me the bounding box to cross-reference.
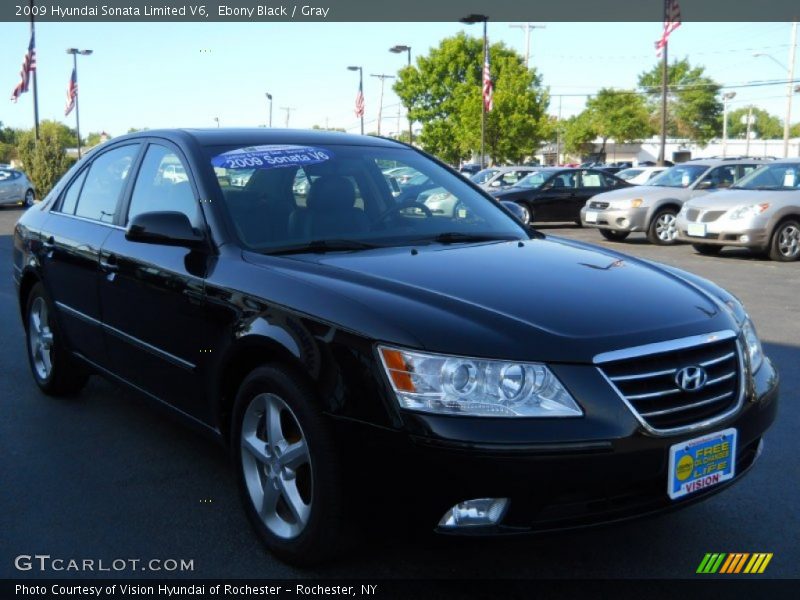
[60,169,88,215]
[649,164,708,188]
[208,144,526,251]
[733,163,800,190]
[701,165,737,189]
[127,145,200,228]
[75,144,139,223]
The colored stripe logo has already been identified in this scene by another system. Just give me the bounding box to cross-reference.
[697,553,773,574]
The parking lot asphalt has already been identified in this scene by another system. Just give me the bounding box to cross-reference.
[1,206,798,580]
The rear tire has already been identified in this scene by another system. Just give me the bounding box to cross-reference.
[231,365,347,565]
[768,219,800,262]
[599,229,630,242]
[24,282,89,396]
[647,208,679,245]
[692,243,722,256]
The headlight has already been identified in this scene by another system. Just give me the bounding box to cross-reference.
[741,318,764,373]
[727,203,770,220]
[609,198,644,209]
[377,346,582,417]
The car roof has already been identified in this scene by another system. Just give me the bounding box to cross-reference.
[110,128,404,149]
[682,158,770,167]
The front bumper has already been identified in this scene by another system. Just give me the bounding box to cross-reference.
[580,206,649,232]
[344,356,779,535]
[675,214,771,249]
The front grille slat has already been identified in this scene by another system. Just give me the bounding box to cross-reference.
[597,335,742,432]
[589,201,609,209]
[639,391,734,418]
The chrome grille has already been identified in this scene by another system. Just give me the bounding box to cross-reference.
[589,201,609,209]
[596,332,742,433]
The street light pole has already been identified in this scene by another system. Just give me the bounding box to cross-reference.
[722,91,736,158]
[347,66,364,135]
[785,21,798,158]
[389,44,413,143]
[265,92,273,127]
[370,73,395,136]
[66,48,92,159]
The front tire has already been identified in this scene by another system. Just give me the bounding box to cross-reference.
[24,189,35,206]
[24,282,89,396]
[231,365,346,565]
[768,219,800,261]
[647,208,679,245]
[599,229,630,242]
[692,243,722,256]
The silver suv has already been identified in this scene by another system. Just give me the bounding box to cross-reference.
[580,159,766,245]
[676,158,800,261]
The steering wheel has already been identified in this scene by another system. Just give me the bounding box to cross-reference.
[375,200,434,224]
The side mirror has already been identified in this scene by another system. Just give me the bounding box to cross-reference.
[126,211,205,249]
[694,179,713,190]
[490,180,502,187]
[501,200,529,224]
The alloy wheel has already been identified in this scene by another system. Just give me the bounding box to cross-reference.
[28,296,54,380]
[240,393,313,540]
[777,224,799,259]
[655,213,677,242]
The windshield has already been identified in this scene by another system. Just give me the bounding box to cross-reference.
[470,169,499,184]
[514,172,548,189]
[616,168,643,181]
[732,163,800,190]
[207,143,527,252]
[648,164,708,188]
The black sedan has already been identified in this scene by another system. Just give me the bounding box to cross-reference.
[490,167,629,224]
[13,129,777,565]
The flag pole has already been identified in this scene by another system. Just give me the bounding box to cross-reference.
[481,19,487,169]
[30,0,40,141]
[657,0,668,166]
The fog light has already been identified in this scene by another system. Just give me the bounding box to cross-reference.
[617,218,630,229]
[438,498,508,528]
[739,234,750,243]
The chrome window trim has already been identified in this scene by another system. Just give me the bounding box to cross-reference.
[594,329,746,437]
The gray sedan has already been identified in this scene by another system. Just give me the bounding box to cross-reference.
[580,159,764,245]
[676,158,800,261]
[0,169,35,206]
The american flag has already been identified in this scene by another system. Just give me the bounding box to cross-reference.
[354,79,365,118]
[10,30,36,103]
[655,0,681,56]
[482,43,494,112]
[64,68,77,116]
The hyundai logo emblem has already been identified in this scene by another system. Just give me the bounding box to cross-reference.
[675,366,708,392]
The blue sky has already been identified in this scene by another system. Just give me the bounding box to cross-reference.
[0,21,796,136]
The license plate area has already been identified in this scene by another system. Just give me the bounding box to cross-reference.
[687,222,707,237]
[668,428,737,500]
[585,211,598,223]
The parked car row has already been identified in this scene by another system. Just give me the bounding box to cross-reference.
[575,158,800,262]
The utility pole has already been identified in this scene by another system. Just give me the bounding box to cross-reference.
[370,73,395,136]
[280,106,295,128]
[784,20,798,158]
[555,95,562,165]
[265,92,273,127]
[657,40,668,166]
[744,107,754,157]
[721,91,736,158]
[509,23,545,68]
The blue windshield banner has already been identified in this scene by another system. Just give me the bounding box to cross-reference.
[211,145,333,170]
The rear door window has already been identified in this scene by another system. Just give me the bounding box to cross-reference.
[74,144,140,223]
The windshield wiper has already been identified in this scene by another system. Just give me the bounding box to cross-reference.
[263,239,383,255]
[427,232,521,244]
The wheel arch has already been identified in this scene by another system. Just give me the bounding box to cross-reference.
[18,269,41,323]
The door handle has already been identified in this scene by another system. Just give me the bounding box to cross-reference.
[99,255,119,273]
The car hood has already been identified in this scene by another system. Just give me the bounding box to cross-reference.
[591,185,690,203]
[243,237,735,363]
[684,188,798,210]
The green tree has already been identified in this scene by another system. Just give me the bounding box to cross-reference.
[0,122,22,163]
[638,58,722,145]
[727,106,783,139]
[562,112,597,157]
[789,122,799,138]
[582,88,654,156]
[394,32,549,164]
[16,124,75,197]
[85,131,111,147]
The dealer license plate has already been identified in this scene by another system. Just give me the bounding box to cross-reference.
[687,222,707,237]
[668,428,737,500]
[585,211,598,223]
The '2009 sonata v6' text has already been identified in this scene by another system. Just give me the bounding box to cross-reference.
[13,129,778,564]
